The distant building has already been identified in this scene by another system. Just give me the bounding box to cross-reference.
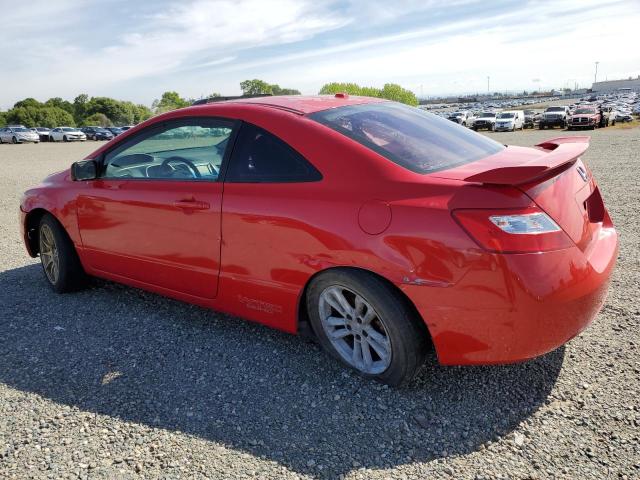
[591,76,640,93]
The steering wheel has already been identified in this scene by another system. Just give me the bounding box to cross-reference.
[161,156,201,178]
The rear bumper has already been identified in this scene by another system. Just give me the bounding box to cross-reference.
[401,226,618,365]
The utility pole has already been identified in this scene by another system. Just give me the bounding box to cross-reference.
[594,61,599,84]
[487,76,490,95]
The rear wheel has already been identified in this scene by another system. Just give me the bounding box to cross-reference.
[307,269,428,386]
[38,214,87,293]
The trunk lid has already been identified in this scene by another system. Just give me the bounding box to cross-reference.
[436,136,604,250]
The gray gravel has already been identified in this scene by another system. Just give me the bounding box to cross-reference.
[1,129,639,479]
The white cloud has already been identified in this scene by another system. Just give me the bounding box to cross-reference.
[1,0,639,107]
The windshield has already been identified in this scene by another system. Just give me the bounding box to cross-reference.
[546,107,564,112]
[62,128,76,132]
[479,112,495,118]
[574,108,596,114]
[12,127,29,132]
[450,112,464,117]
[497,113,515,119]
[309,102,504,174]
[96,128,109,133]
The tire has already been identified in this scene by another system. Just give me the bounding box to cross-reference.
[63,135,68,142]
[38,214,87,293]
[539,124,545,130]
[306,269,428,386]
[49,136,55,142]
[12,136,18,144]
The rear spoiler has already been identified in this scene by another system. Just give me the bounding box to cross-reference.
[464,136,590,185]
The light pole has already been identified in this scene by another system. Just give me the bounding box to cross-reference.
[594,61,599,84]
[487,76,490,96]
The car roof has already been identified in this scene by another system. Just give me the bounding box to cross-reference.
[193,94,386,115]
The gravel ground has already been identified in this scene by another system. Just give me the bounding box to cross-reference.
[0,129,639,479]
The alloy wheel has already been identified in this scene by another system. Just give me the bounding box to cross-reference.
[318,286,392,374]
[39,224,59,284]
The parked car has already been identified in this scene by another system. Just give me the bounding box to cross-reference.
[33,127,51,141]
[49,127,87,142]
[0,126,40,144]
[119,125,134,131]
[523,110,540,129]
[82,126,114,141]
[494,110,525,131]
[20,95,618,386]
[447,111,472,126]
[539,106,570,129]
[471,112,497,131]
[106,127,124,136]
[567,107,601,130]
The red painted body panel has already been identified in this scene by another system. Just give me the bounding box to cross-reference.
[19,96,618,365]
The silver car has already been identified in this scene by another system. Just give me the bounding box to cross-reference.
[0,126,40,144]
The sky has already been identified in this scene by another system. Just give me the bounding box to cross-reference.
[1,0,640,109]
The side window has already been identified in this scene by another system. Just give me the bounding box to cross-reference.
[225,123,321,183]
[102,118,234,181]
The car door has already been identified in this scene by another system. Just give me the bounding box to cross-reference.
[51,128,61,141]
[0,128,7,142]
[76,116,237,299]
[219,121,323,325]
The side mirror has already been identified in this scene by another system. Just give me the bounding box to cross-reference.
[71,159,98,181]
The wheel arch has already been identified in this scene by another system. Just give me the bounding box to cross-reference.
[296,266,433,347]
[24,208,70,257]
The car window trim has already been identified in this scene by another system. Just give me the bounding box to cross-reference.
[97,116,241,183]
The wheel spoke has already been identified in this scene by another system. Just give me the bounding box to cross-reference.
[331,288,353,316]
[361,339,373,369]
[326,316,346,327]
[354,296,366,317]
[365,327,390,361]
[361,307,376,325]
[329,328,351,340]
[352,340,363,368]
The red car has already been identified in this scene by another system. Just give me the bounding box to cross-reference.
[567,107,602,130]
[20,95,618,385]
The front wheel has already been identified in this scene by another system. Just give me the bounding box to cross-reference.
[12,136,18,144]
[38,214,87,293]
[63,135,68,142]
[307,269,428,386]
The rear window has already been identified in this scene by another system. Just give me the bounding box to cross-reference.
[309,102,504,174]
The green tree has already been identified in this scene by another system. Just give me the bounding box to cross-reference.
[82,113,112,127]
[133,104,152,124]
[270,84,301,95]
[73,94,89,124]
[85,97,135,125]
[45,97,74,115]
[240,79,273,95]
[318,82,418,106]
[380,83,418,106]
[319,82,363,95]
[5,106,74,127]
[13,98,42,109]
[152,91,190,113]
[0,112,6,127]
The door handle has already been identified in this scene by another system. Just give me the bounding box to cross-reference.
[173,199,210,210]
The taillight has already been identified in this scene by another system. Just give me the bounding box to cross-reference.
[452,207,573,253]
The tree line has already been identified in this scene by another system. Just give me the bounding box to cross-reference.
[0,80,418,128]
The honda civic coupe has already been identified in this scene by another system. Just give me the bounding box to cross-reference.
[20,95,618,385]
